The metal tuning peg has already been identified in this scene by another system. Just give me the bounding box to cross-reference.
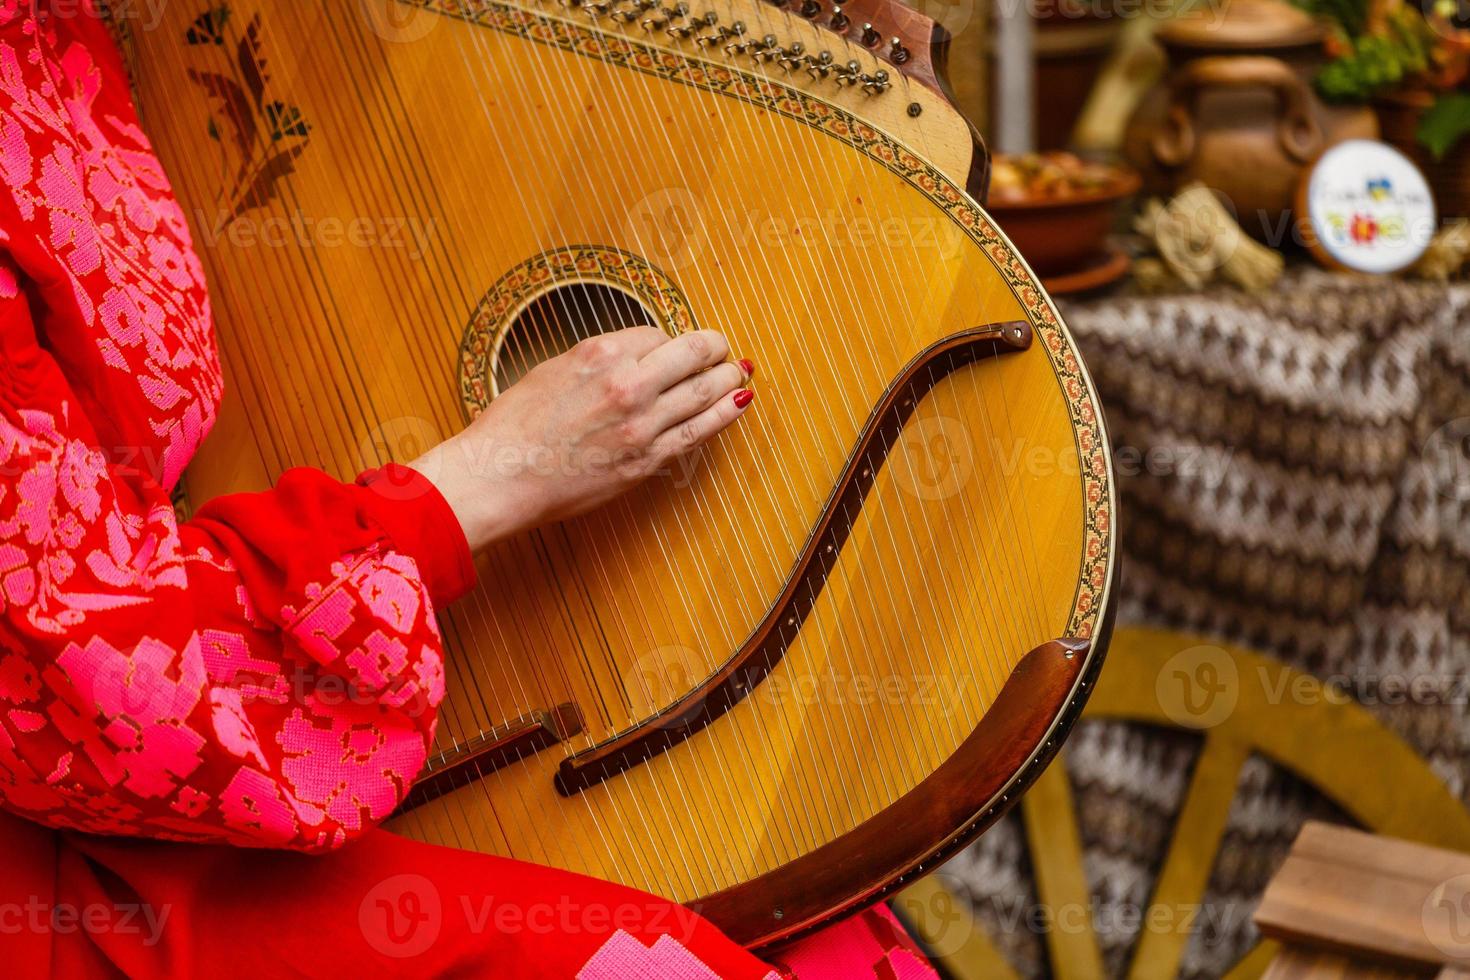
[722,23,755,54]
[805,49,835,79]
[798,0,821,16]
[888,36,910,63]
[860,22,880,46]
[585,0,615,17]
[697,20,741,45]
[640,1,686,30]
[861,68,890,94]
[668,9,716,38]
[609,0,655,23]
[749,34,781,63]
[834,58,862,85]
[557,0,584,9]
[828,5,849,30]
[777,41,806,72]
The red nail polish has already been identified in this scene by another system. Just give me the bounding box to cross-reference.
[738,358,755,378]
[733,389,754,409]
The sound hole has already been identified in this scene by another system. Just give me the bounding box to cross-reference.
[494,282,658,391]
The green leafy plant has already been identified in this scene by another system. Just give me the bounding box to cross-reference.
[1296,0,1373,38]
[1313,8,1436,98]
[1417,91,1470,156]
[1296,0,1470,158]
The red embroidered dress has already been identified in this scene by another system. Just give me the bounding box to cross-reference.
[0,4,940,977]
[0,3,463,852]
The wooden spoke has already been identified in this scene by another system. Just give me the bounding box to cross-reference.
[1126,734,1250,980]
[900,628,1470,980]
[893,875,1022,980]
[1022,759,1106,979]
[1226,941,1282,980]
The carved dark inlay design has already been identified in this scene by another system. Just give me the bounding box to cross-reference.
[181,4,312,224]
[401,703,585,812]
[556,320,1038,794]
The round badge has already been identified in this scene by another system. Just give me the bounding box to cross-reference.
[1299,139,1436,274]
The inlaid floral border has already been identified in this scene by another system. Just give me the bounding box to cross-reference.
[415,0,1112,641]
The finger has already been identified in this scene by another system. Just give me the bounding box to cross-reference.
[638,330,729,392]
[604,325,670,360]
[651,387,754,461]
[652,361,744,430]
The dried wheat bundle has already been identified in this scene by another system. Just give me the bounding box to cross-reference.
[1135,182,1285,293]
[1412,219,1470,281]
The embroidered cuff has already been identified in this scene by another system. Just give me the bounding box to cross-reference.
[355,462,477,605]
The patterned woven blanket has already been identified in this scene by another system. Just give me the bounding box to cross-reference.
[946,268,1470,978]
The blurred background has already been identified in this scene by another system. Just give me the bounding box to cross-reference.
[897,1,1470,977]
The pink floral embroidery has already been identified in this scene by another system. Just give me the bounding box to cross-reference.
[277,705,427,832]
[219,765,326,848]
[345,631,410,694]
[0,8,449,853]
[577,931,775,980]
[354,552,424,633]
[288,586,356,666]
[209,686,268,769]
[51,635,207,799]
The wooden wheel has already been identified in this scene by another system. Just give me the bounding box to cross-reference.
[893,626,1470,980]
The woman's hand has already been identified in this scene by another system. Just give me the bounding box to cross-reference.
[412,326,755,551]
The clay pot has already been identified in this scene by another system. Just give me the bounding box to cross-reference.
[1377,90,1470,219]
[988,170,1141,276]
[1124,0,1378,238]
[1032,17,1128,151]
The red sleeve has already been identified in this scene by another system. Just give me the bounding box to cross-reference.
[0,258,476,851]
